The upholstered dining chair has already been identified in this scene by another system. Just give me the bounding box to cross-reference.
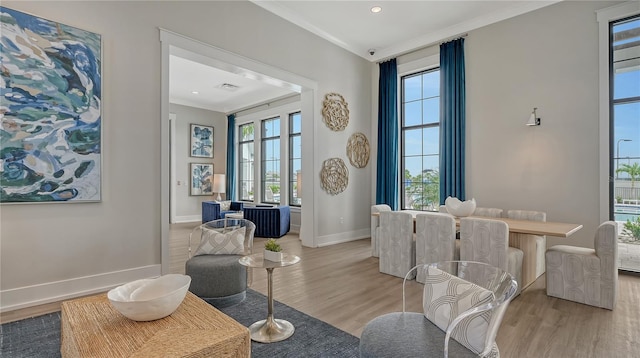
[460,217,524,296]
[473,207,503,218]
[546,221,618,310]
[507,210,547,285]
[379,211,415,279]
[185,218,256,308]
[371,204,391,257]
[360,261,518,358]
[414,212,458,283]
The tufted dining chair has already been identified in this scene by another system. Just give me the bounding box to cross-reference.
[360,261,518,358]
[371,204,392,257]
[460,217,524,296]
[379,211,415,279]
[414,212,458,284]
[507,210,547,286]
[473,207,503,218]
[546,221,618,310]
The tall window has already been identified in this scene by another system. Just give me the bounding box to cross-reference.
[611,15,640,218]
[238,123,254,201]
[261,117,280,204]
[401,68,440,211]
[289,112,302,206]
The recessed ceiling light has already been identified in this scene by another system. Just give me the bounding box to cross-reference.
[191,91,199,95]
[371,6,382,13]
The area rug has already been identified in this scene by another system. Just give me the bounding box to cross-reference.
[0,289,359,357]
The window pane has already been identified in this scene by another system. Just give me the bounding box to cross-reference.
[423,127,439,155]
[404,75,422,102]
[404,128,422,156]
[404,101,422,127]
[423,71,440,98]
[613,18,640,99]
[291,112,302,133]
[404,156,422,178]
[240,124,254,141]
[422,98,439,125]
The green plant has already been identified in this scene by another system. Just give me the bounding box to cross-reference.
[264,239,282,252]
[617,163,640,188]
[616,196,623,204]
[623,217,640,241]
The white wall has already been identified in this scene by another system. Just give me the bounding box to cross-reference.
[0,0,371,311]
[465,0,614,248]
[170,104,227,223]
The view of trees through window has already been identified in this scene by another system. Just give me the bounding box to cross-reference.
[289,112,302,206]
[401,68,441,211]
[261,117,280,204]
[238,123,254,201]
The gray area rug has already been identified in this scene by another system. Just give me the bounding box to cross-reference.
[0,289,359,357]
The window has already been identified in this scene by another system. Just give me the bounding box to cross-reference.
[238,123,254,201]
[401,68,440,211]
[261,117,280,204]
[289,112,302,206]
[611,15,640,212]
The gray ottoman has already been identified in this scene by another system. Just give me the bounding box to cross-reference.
[185,254,247,308]
[359,312,479,358]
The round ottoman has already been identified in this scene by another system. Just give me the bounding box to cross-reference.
[185,254,247,308]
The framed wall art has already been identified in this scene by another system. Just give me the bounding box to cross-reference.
[0,7,102,203]
[190,124,214,158]
[190,163,213,196]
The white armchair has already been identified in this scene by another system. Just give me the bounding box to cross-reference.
[546,221,618,310]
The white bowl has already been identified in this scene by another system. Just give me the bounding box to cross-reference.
[444,196,476,217]
[107,274,191,321]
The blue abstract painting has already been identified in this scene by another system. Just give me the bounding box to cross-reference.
[0,7,102,203]
[190,163,213,196]
[190,124,213,158]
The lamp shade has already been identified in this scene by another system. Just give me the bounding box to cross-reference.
[212,174,225,201]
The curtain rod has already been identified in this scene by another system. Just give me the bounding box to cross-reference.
[377,32,468,64]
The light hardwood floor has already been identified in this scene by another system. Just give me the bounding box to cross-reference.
[4,223,640,357]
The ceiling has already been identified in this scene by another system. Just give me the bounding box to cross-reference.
[170,0,560,113]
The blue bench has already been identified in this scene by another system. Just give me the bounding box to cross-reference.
[202,201,244,222]
[243,206,291,238]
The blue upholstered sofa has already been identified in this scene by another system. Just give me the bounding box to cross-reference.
[202,201,244,222]
[243,205,291,238]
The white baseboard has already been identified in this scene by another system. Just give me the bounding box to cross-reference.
[174,215,201,223]
[290,224,301,234]
[0,265,161,313]
[316,228,370,247]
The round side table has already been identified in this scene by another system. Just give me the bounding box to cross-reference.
[238,252,300,343]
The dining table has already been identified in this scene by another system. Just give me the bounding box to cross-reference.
[371,211,583,289]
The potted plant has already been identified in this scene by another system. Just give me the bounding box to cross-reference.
[264,239,283,261]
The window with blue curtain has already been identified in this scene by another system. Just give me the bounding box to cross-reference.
[401,69,441,211]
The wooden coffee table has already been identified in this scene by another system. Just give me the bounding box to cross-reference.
[60,291,249,357]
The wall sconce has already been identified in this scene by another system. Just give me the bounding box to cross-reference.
[526,107,541,126]
[212,174,225,201]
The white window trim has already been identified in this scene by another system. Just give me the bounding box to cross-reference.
[597,1,640,223]
[235,101,301,205]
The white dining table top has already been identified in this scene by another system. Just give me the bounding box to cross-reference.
[371,211,583,238]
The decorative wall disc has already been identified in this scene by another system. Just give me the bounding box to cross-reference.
[346,132,370,168]
[320,158,349,195]
[322,93,349,131]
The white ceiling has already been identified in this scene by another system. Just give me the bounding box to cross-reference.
[170,0,560,113]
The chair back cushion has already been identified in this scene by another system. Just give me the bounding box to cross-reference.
[194,226,246,256]
[415,212,456,283]
[423,266,495,354]
[460,217,509,272]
